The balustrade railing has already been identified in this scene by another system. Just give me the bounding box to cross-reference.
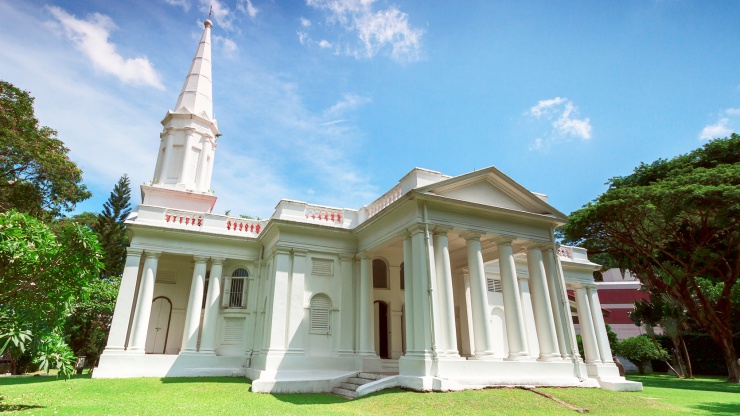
[164,210,204,227]
[304,205,343,224]
[225,218,262,235]
[366,184,403,218]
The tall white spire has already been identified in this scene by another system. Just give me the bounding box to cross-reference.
[173,19,214,120]
[142,19,219,213]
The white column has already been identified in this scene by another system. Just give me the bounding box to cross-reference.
[104,248,142,353]
[358,255,375,356]
[128,251,160,353]
[181,256,208,353]
[463,233,496,359]
[434,228,459,357]
[159,129,175,183]
[178,128,196,188]
[266,248,291,353]
[195,137,210,190]
[402,234,416,355]
[588,286,614,363]
[574,286,601,364]
[286,250,306,354]
[410,227,432,356]
[526,246,560,361]
[199,257,224,354]
[498,240,529,360]
[338,254,356,355]
[543,248,570,358]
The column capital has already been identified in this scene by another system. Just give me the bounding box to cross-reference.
[210,257,226,265]
[193,255,209,263]
[492,236,516,246]
[292,249,308,257]
[339,253,355,261]
[406,223,426,236]
[433,225,453,235]
[126,247,144,257]
[272,246,292,256]
[459,230,484,241]
[144,250,161,259]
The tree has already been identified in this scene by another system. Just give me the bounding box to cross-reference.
[617,335,667,374]
[0,80,90,218]
[0,210,102,376]
[93,174,131,278]
[630,293,693,378]
[559,134,740,381]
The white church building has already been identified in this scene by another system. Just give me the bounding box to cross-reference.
[94,19,640,394]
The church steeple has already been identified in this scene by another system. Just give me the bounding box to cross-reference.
[173,19,215,121]
[143,19,219,213]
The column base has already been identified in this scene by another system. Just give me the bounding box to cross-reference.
[537,352,563,362]
[505,352,534,361]
[179,349,199,356]
[125,347,147,354]
[469,352,501,361]
[197,349,217,356]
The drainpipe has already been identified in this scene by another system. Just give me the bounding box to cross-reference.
[422,203,440,378]
[550,226,585,382]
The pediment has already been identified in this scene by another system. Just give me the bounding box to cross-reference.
[417,166,567,220]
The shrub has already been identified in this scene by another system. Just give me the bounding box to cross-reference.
[617,335,667,374]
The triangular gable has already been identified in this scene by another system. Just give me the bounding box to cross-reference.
[416,166,567,220]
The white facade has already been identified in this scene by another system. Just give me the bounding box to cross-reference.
[94,19,640,393]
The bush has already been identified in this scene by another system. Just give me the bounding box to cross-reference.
[617,335,667,374]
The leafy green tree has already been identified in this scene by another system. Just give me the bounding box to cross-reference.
[93,174,131,278]
[63,277,119,366]
[0,81,90,218]
[0,210,102,376]
[559,134,740,382]
[617,335,667,374]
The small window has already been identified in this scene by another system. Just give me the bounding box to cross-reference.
[487,279,502,293]
[373,259,389,289]
[310,294,332,334]
[225,268,248,308]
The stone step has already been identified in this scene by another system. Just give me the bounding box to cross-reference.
[332,387,356,399]
[340,382,361,390]
[348,377,373,385]
[358,372,383,380]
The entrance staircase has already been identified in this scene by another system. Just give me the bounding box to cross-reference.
[332,372,386,399]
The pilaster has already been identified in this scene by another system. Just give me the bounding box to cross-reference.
[199,257,224,354]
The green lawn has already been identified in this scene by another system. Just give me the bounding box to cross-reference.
[0,373,737,415]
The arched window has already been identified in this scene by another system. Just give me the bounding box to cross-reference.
[310,294,332,334]
[223,268,248,308]
[373,259,389,289]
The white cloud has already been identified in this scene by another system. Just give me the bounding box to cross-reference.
[301,17,312,27]
[699,108,739,140]
[700,117,731,140]
[164,0,191,11]
[526,97,592,150]
[304,0,424,63]
[323,94,371,118]
[318,39,332,49]
[213,35,239,58]
[237,0,259,19]
[46,6,164,89]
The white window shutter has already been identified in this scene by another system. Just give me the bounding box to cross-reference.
[222,276,231,307]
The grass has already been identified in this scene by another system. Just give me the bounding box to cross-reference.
[0,373,738,415]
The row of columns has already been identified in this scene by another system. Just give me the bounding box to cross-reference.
[574,285,614,364]
[388,226,575,363]
[103,248,227,355]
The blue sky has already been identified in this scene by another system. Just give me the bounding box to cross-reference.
[1,0,738,218]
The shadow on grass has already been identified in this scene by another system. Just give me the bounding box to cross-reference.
[693,402,740,415]
[159,377,251,385]
[0,404,45,412]
[270,392,350,405]
[627,374,740,394]
[0,374,91,386]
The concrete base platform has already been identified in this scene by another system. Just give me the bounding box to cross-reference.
[93,352,247,378]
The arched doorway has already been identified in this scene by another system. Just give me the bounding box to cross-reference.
[374,301,390,359]
[145,296,172,354]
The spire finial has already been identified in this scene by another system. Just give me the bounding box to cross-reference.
[208,5,213,20]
